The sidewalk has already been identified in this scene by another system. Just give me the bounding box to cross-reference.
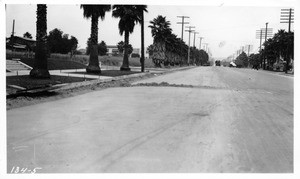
[258,69,294,78]
[6,65,193,78]
[6,65,195,94]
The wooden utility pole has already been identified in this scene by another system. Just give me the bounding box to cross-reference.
[280,8,294,33]
[280,8,294,73]
[140,10,145,72]
[193,31,199,47]
[185,26,195,65]
[263,22,268,70]
[177,16,189,40]
[11,19,15,51]
[198,37,203,50]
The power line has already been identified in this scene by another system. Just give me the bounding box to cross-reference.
[177,16,189,40]
[280,8,294,32]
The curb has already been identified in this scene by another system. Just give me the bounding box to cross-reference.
[55,66,195,91]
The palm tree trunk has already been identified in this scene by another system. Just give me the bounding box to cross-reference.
[120,30,130,71]
[140,11,145,72]
[86,14,101,74]
[30,4,50,78]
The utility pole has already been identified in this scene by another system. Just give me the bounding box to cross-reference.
[263,22,268,70]
[203,43,208,52]
[247,45,251,56]
[281,8,294,73]
[193,31,199,47]
[259,30,262,52]
[177,16,189,40]
[198,37,203,50]
[11,19,15,51]
[140,9,145,72]
[12,19,15,36]
[185,26,195,65]
[256,28,272,68]
[280,8,294,32]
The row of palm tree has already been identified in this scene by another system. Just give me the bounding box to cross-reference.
[30,4,147,78]
[149,15,208,67]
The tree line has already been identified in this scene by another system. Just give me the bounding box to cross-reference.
[85,39,136,57]
[148,15,209,67]
[23,29,78,55]
[30,4,148,78]
[219,29,293,73]
[30,4,208,78]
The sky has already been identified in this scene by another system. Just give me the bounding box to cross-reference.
[4,0,297,60]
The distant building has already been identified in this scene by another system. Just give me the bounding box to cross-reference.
[6,36,36,51]
[107,45,119,56]
[107,45,141,57]
[132,48,140,54]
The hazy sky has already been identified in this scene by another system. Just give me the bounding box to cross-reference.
[4,0,296,59]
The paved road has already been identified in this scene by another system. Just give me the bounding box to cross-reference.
[7,67,293,173]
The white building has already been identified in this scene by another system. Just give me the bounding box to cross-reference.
[107,45,119,56]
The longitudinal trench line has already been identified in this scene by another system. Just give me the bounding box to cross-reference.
[131,82,231,90]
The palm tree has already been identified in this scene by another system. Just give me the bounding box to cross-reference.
[148,15,172,43]
[135,5,148,72]
[149,15,172,67]
[112,5,140,71]
[80,5,111,73]
[30,4,50,78]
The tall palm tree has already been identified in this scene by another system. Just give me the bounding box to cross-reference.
[81,5,111,74]
[148,15,172,43]
[112,5,140,71]
[135,5,148,72]
[149,15,172,67]
[30,4,50,78]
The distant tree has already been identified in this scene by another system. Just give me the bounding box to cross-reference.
[23,32,33,39]
[116,41,133,55]
[98,40,108,56]
[199,49,209,65]
[70,36,78,57]
[61,33,70,54]
[127,44,133,55]
[235,51,248,68]
[117,41,124,54]
[47,28,63,53]
[47,28,78,55]
[248,53,261,69]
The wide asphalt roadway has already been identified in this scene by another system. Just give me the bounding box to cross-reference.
[7,66,293,173]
